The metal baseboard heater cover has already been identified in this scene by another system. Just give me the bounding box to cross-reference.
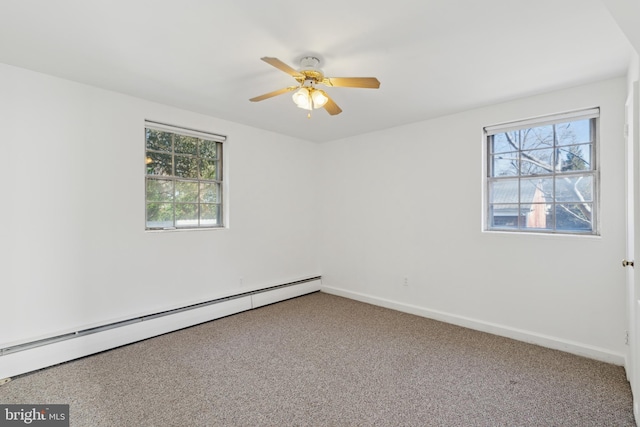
[0,277,321,379]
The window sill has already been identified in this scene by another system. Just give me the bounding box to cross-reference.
[482,229,601,239]
[145,226,227,233]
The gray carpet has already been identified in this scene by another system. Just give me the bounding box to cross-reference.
[0,292,635,426]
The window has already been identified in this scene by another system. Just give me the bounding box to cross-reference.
[145,121,225,230]
[485,108,599,234]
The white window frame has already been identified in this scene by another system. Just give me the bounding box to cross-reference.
[483,108,600,235]
[144,120,226,230]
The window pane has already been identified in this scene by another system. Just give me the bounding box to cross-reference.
[555,175,593,202]
[199,158,218,180]
[145,123,223,230]
[520,148,553,175]
[200,182,219,203]
[200,140,218,159]
[557,119,592,145]
[520,203,551,230]
[558,144,591,171]
[175,135,198,155]
[555,203,593,232]
[489,204,519,228]
[146,151,172,176]
[175,155,199,179]
[485,112,597,235]
[147,202,174,228]
[491,154,519,177]
[146,179,174,202]
[489,180,519,203]
[490,134,515,154]
[200,204,221,226]
[520,178,551,204]
[521,125,554,150]
[175,181,198,203]
[146,129,172,152]
[175,203,198,227]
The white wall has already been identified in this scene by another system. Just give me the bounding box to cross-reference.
[630,52,639,88]
[0,63,320,347]
[0,61,630,366]
[319,77,628,363]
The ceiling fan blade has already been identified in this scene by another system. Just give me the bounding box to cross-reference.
[323,95,342,115]
[249,86,298,102]
[324,77,380,89]
[261,57,303,78]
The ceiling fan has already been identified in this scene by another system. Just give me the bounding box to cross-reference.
[249,56,380,117]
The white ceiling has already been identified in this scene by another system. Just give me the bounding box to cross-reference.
[0,0,634,142]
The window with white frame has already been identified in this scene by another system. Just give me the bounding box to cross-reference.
[485,108,599,234]
[145,121,225,230]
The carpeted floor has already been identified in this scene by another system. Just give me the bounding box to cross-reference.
[0,292,635,426]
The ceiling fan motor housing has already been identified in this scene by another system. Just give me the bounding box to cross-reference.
[299,56,321,69]
[298,56,324,83]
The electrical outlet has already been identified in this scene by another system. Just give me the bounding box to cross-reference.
[403,277,409,286]
[240,277,244,286]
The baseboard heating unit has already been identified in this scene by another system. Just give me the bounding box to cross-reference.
[0,277,321,380]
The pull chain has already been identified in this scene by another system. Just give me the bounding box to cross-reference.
[308,91,314,119]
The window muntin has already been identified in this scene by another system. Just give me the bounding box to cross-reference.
[145,122,225,230]
[485,109,598,234]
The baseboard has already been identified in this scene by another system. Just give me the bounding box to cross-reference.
[0,278,321,379]
[251,279,321,308]
[321,285,625,366]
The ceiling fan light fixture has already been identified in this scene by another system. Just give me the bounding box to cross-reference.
[292,87,311,109]
[293,87,328,111]
[311,89,328,108]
